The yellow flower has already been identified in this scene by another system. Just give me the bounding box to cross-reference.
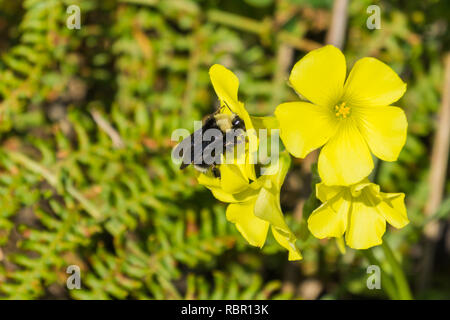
[203,64,258,193]
[198,153,302,261]
[308,179,409,249]
[198,65,301,260]
[275,45,408,186]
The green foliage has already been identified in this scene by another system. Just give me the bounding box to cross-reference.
[0,0,449,299]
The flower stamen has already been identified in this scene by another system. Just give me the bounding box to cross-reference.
[335,102,351,119]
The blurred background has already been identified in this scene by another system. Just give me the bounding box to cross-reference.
[0,0,449,299]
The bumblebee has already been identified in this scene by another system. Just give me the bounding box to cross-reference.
[173,106,246,178]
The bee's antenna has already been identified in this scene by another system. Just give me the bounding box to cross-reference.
[222,100,234,114]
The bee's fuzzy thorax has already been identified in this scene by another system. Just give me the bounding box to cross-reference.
[213,113,233,132]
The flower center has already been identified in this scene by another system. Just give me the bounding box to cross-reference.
[334,102,351,119]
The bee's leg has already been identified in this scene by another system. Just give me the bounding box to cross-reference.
[212,165,221,179]
[193,164,209,173]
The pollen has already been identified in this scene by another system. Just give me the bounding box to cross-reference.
[335,102,351,119]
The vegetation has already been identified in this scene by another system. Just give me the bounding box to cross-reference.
[0,0,449,299]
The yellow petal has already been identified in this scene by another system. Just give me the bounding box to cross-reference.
[208,185,259,203]
[308,191,350,239]
[226,201,269,248]
[238,102,255,133]
[220,164,249,194]
[275,102,337,158]
[245,159,257,181]
[254,186,301,260]
[243,142,257,181]
[210,188,241,202]
[272,226,302,261]
[271,151,291,190]
[350,179,377,197]
[336,236,346,254]
[197,172,220,188]
[318,121,374,186]
[316,182,344,203]
[209,64,255,133]
[345,199,386,249]
[224,147,248,178]
[197,170,257,203]
[209,64,239,108]
[257,150,290,181]
[356,106,408,161]
[250,116,279,132]
[344,57,406,107]
[289,45,346,107]
[254,188,289,232]
[377,192,409,229]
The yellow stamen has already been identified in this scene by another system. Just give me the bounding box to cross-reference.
[335,102,351,119]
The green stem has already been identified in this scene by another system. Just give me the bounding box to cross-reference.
[207,9,269,35]
[381,241,413,300]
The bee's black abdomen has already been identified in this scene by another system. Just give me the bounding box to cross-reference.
[174,113,245,178]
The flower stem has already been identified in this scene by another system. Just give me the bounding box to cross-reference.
[381,241,413,300]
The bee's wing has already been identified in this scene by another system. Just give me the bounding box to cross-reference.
[201,133,224,165]
[174,115,226,170]
[173,130,197,169]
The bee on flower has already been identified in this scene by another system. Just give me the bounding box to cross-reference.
[174,64,301,260]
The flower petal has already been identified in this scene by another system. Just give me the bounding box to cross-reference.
[336,236,346,254]
[275,102,337,158]
[272,151,291,189]
[289,45,346,107]
[318,121,374,186]
[350,179,377,197]
[197,172,220,188]
[345,199,386,249]
[308,191,350,239]
[209,64,255,132]
[356,106,408,161]
[209,64,239,108]
[250,116,279,133]
[209,188,241,202]
[377,192,409,229]
[254,184,302,259]
[244,143,257,181]
[226,201,269,248]
[271,226,302,261]
[208,186,258,203]
[254,188,289,231]
[198,172,253,203]
[344,57,406,107]
[316,182,344,203]
[220,164,249,194]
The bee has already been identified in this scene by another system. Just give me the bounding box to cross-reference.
[173,104,246,178]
